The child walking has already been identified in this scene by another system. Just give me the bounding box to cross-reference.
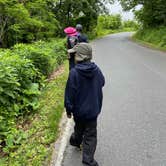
[64,43,105,166]
[64,26,78,70]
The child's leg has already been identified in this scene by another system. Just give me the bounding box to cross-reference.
[70,121,84,148]
[82,120,98,166]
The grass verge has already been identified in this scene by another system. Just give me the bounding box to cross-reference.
[0,61,68,166]
[132,27,166,52]
[132,36,166,52]
[95,28,135,39]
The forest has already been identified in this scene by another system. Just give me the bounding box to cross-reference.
[0,0,115,48]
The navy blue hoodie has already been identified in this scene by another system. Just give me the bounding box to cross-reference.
[65,62,105,121]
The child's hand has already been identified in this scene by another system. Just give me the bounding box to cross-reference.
[67,53,71,59]
[67,112,72,118]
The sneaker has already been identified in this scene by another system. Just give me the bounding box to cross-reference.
[70,141,81,149]
[70,133,82,149]
[82,160,99,166]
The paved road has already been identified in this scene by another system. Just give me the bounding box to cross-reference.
[62,32,166,166]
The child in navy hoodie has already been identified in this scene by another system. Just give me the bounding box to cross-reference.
[65,43,105,166]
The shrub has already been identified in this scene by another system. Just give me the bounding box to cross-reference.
[0,39,66,153]
[0,54,41,152]
[97,14,122,31]
[123,20,139,30]
[12,40,66,77]
[134,27,166,49]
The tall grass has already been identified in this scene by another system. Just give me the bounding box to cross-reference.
[134,27,166,50]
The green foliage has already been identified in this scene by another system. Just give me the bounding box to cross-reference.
[97,14,122,30]
[123,20,139,30]
[134,27,166,49]
[0,54,41,152]
[95,14,138,37]
[0,0,59,48]
[119,0,166,27]
[120,0,166,50]
[0,62,68,166]
[0,39,66,155]
[53,0,114,34]
[12,40,66,77]
[0,0,115,48]
[96,14,123,36]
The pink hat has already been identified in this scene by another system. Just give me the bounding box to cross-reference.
[64,27,78,36]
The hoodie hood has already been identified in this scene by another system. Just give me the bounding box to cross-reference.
[75,62,98,78]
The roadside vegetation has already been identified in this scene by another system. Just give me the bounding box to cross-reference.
[0,40,67,165]
[0,0,114,48]
[0,62,68,166]
[96,14,138,37]
[133,27,166,51]
[119,0,166,50]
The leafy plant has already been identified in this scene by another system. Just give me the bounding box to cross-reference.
[0,62,68,166]
[134,26,166,49]
[0,39,66,154]
[13,40,66,77]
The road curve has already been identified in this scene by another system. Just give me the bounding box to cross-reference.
[62,32,166,166]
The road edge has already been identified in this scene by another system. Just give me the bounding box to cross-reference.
[131,36,166,53]
[50,112,73,166]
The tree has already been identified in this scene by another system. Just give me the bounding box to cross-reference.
[97,14,122,30]
[119,0,166,27]
[123,20,139,30]
[0,0,115,47]
[53,0,114,33]
[0,0,59,47]
[0,0,30,47]
[24,0,59,40]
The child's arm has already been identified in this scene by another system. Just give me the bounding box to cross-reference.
[64,70,77,118]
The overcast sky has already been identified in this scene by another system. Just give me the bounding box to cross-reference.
[107,1,134,20]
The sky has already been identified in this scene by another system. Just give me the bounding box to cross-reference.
[107,1,134,20]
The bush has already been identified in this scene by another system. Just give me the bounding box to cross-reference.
[97,14,122,31]
[123,20,139,30]
[0,54,41,152]
[0,39,67,154]
[12,39,66,77]
[0,61,69,166]
[134,27,166,49]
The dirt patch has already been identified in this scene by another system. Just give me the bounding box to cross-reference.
[47,65,65,82]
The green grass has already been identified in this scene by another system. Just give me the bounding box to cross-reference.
[86,27,136,41]
[133,27,166,51]
[95,28,135,39]
[0,62,68,166]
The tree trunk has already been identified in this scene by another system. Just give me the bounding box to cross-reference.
[67,4,71,26]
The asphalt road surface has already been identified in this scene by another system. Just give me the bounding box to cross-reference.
[62,32,166,166]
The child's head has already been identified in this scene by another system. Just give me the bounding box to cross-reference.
[68,43,92,62]
[64,27,77,37]
[76,24,83,32]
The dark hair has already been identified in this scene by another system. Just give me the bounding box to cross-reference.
[76,24,83,31]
